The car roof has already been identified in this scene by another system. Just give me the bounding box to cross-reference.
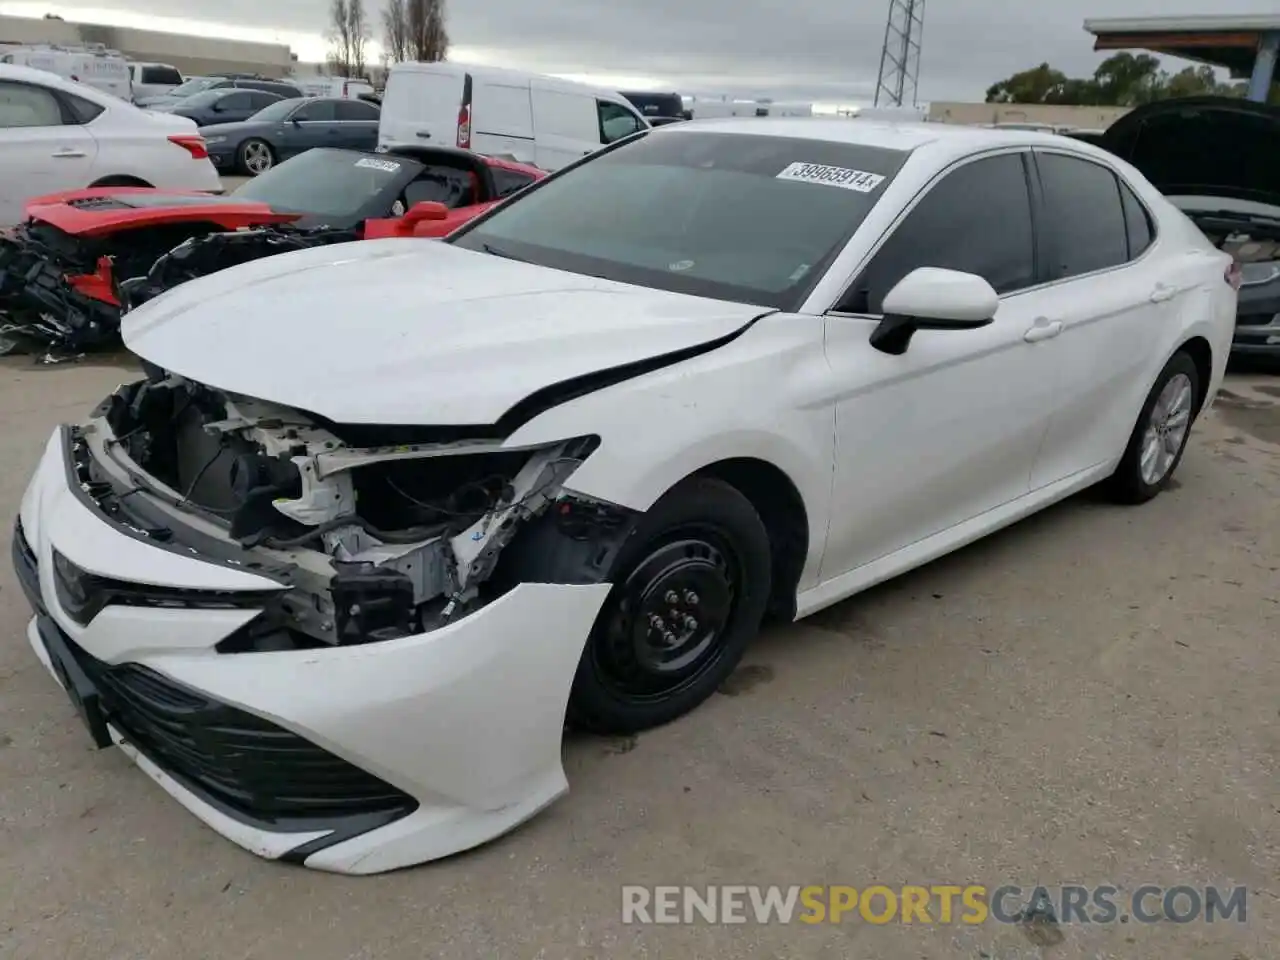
[0,62,122,107]
[657,116,1122,165]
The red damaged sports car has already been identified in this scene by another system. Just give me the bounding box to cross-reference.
[0,145,544,356]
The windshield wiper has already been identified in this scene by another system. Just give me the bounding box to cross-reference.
[480,242,527,263]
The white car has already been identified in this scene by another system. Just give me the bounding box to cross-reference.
[0,63,219,225]
[13,119,1236,874]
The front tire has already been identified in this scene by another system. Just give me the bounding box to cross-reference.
[238,139,275,176]
[567,477,772,734]
[1106,351,1200,503]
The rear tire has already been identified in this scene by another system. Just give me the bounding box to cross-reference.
[1105,351,1200,504]
[238,139,275,176]
[566,477,772,735]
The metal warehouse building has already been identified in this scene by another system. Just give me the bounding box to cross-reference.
[0,14,294,78]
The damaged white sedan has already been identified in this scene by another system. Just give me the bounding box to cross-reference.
[14,119,1237,874]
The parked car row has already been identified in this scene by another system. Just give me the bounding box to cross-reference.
[10,114,1238,876]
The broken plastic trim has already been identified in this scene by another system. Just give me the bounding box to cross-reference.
[304,311,776,447]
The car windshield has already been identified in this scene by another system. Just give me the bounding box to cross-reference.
[449,130,909,309]
[169,77,217,97]
[231,148,411,220]
[251,98,306,121]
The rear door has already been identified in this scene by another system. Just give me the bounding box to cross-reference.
[1027,149,1176,487]
[378,67,464,150]
[334,98,380,150]
[0,78,97,225]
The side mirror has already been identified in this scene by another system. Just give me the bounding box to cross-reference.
[403,200,449,225]
[869,267,998,355]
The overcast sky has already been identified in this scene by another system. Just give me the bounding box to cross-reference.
[2,0,1274,101]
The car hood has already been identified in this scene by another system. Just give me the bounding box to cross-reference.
[122,239,767,426]
[1099,96,1280,208]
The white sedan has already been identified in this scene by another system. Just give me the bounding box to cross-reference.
[0,63,219,225]
[13,119,1236,873]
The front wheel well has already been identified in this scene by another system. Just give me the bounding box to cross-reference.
[1176,336,1213,415]
[89,175,152,187]
[693,458,809,622]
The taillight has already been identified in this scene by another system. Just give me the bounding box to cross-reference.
[1225,262,1242,291]
[168,134,209,160]
[456,103,471,149]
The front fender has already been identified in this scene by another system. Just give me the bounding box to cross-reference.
[504,314,835,591]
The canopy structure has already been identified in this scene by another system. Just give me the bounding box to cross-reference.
[1083,14,1279,102]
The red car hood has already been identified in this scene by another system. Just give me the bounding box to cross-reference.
[24,187,301,238]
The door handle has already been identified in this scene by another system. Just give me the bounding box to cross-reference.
[1023,319,1063,343]
[415,130,431,138]
[51,149,86,158]
[1149,283,1180,303]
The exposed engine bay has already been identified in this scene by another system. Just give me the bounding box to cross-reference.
[1187,210,1280,264]
[117,227,359,314]
[79,371,633,652]
[0,223,358,357]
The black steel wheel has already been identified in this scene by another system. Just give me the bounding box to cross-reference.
[568,477,772,734]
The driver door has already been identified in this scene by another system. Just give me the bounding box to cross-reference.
[819,150,1066,581]
[278,99,338,158]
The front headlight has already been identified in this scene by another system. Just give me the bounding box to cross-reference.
[1240,262,1280,287]
[203,135,227,145]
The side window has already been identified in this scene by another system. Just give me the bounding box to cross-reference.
[491,167,536,198]
[249,92,281,111]
[62,92,105,124]
[1119,180,1154,259]
[335,99,378,121]
[845,153,1036,314]
[294,100,336,121]
[0,80,66,128]
[597,101,642,144]
[143,66,182,85]
[1036,152,1129,280]
[217,93,249,111]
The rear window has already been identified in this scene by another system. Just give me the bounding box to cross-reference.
[449,130,908,309]
[232,148,410,221]
[142,66,182,85]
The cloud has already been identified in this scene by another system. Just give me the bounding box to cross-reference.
[6,0,1278,101]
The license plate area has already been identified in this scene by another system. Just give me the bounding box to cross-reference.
[37,616,112,749]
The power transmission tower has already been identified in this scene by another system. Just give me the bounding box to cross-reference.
[873,0,925,107]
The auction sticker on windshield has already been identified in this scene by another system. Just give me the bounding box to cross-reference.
[355,158,402,172]
[776,162,885,193]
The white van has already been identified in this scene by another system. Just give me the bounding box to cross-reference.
[293,76,376,100]
[129,62,184,101]
[379,62,649,170]
[0,44,131,101]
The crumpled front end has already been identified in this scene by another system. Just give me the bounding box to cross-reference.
[0,223,121,358]
[13,371,640,873]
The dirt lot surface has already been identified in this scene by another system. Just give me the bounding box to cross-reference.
[0,354,1277,960]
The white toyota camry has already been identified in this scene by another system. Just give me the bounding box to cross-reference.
[13,118,1236,874]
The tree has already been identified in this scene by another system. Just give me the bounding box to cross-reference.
[406,0,449,62]
[326,0,371,78]
[986,53,1261,107]
[381,0,411,64]
[984,63,1068,104]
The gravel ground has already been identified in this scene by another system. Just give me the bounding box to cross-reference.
[0,354,1277,960]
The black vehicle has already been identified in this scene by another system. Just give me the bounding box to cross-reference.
[170,88,288,126]
[138,77,303,111]
[621,90,691,122]
[1090,96,1280,359]
[200,97,381,175]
